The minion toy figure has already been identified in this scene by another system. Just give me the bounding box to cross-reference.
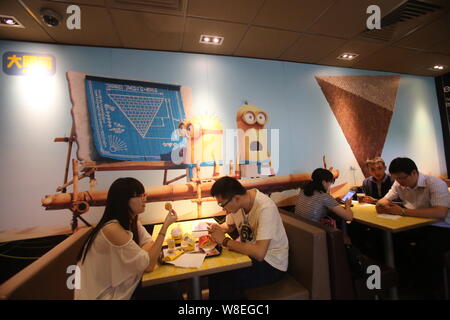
[236,103,272,177]
[178,114,223,180]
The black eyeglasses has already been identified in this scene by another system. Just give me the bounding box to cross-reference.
[218,197,233,208]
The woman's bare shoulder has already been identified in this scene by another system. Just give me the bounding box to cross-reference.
[102,222,132,246]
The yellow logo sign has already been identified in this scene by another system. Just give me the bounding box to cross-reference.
[3,51,56,76]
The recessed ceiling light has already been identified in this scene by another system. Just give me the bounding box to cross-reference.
[0,15,24,28]
[200,34,224,45]
[337,52,358,60]
[431,65,446,71]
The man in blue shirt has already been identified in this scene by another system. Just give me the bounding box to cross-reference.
[361,157,395,203]
[348,157,395,262]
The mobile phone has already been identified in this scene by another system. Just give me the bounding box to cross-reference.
[341,191,356,202]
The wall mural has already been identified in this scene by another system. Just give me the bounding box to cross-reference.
[67,71,193,163]
[236,104,273,177]
[315,75,400,177]
[0,41,445,232]
[178,114,224,179]
[42,72,333,228]
[84,76,187,161]
[43,72,404,227]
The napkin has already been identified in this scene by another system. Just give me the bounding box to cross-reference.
[377,214,401,220]
[167,252,207,268]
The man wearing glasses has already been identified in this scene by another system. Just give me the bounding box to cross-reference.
[376,157,449,221]
[376,157,450,299]
[206,176,289,299]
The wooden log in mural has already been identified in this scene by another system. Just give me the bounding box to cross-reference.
[41,171,339,211]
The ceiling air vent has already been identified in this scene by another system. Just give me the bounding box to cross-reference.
[362,0,443,41]
[114,0,183,11]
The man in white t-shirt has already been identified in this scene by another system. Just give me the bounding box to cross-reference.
[207,176,289,299]
[376,157,450,299]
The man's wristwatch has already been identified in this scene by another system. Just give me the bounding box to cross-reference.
[222,238,230,247]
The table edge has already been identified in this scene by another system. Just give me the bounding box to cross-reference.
[352,217,438,233]
[141,260,252,287]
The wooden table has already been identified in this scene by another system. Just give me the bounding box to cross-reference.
[351,202,438,233]
[350,201,438,299]
[142,218,252,300]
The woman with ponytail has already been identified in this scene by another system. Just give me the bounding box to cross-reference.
[295,168,353,223]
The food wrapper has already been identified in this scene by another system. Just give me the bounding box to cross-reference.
[181,233,195,251]
[198,235,217,250]
[182,233,194,242]
[162,249,184,262]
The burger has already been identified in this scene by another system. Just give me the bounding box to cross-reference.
[198,235,217,250]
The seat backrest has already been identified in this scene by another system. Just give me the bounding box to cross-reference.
[279,212,331,300]
[0,227,92,300]
[279,208,355,300]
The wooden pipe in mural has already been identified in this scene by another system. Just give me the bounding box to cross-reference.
[42,170,339,211]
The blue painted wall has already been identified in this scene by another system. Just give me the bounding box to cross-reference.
[0,40,446,230]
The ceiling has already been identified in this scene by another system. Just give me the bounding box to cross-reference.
[1,0,450,76]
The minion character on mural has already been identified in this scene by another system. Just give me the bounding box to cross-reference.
[236,103,273,177]
[178,114,223,180]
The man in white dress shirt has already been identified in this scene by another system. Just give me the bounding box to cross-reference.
[376,157,450,299]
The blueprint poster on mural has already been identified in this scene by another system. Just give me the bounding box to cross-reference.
[85,76,186,161]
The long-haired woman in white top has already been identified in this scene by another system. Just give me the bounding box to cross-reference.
[75,177,179,300]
